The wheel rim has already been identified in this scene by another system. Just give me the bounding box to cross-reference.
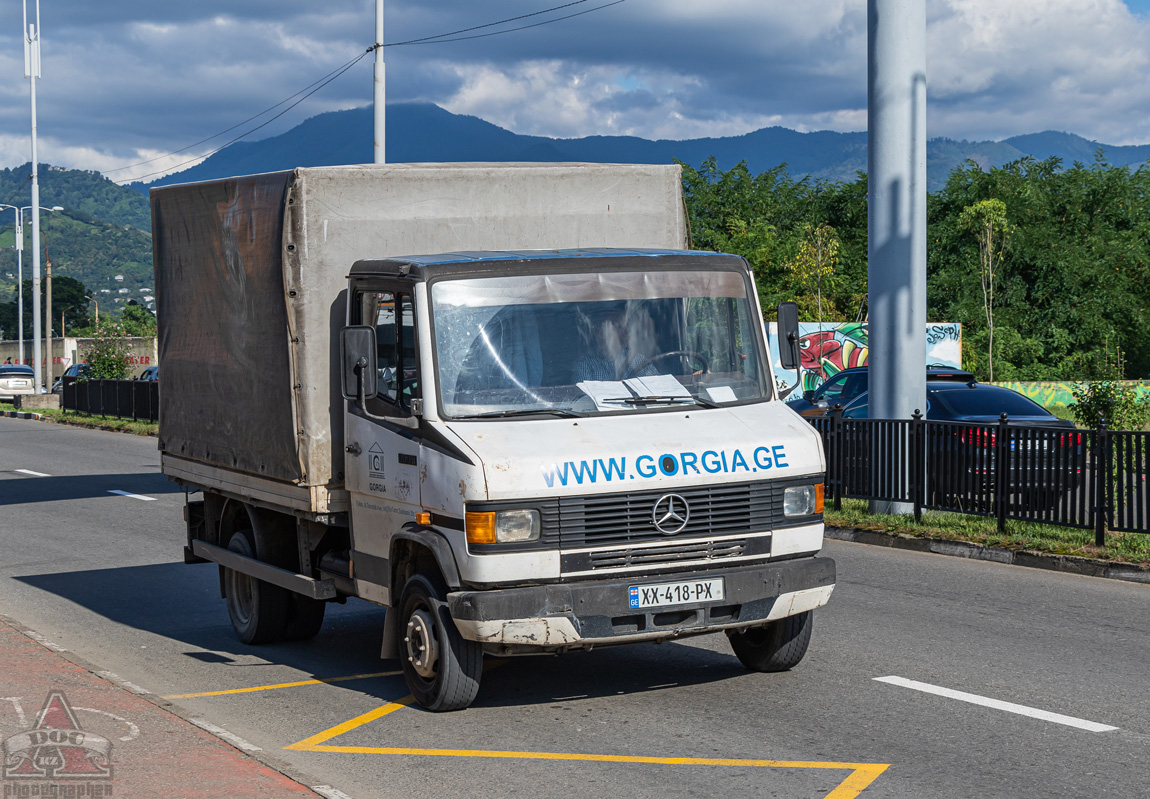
[405,607,439,679]
[231,571,254,626]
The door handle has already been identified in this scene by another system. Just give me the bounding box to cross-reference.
[346,443,362,456]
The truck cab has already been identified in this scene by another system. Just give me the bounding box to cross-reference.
[338,249,834,710]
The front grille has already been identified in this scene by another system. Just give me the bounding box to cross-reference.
[468,476,821,561]
[587,538,748,570]
[557,481,777,547]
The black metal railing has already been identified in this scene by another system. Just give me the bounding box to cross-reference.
[811,408,1149,541]
[61,377,159,422]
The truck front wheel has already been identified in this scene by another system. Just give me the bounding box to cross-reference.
[224,530,290,644]
[397,573,482,711]
[726,611,813,672]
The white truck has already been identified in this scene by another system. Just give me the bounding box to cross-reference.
[152,163,835,711]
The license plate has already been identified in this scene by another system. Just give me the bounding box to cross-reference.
[628,578,724,610]
[9,380,29,387]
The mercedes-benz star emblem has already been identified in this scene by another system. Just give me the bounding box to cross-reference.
[652,493,690,535]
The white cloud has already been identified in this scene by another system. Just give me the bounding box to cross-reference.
[1,0,1150,177]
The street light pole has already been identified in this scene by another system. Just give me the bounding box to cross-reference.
[373,0,385,164]
[85,295,98,326]
[24,0,44,391]
[0,205,25,364]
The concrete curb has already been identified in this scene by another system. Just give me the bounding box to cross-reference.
[826,527,1150,585]
[3,409,41,420]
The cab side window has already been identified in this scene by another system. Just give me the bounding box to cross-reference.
[362,290,418,409]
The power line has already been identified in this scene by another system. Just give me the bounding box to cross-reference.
[101,54,372,176]
[108,0,627,183]
[389,1,626,47]
[125,51,372,184]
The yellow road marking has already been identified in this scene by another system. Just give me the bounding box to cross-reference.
[284,698,413,750]
[284,692,889,798]
[164,671,400,699]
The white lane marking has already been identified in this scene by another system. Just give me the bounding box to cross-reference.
[75,707,140,742]
[187,717,262,751]
[96,670,149,695]
[107,489,156,502]
[874,676,1118,733]
[15,469,50,477]
[1,698,28,727]
[312,787,355,799]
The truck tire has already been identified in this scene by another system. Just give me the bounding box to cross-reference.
[283,595,326,641]
[726,611,813,672]
[397,572,482,711]
[224,530,290,645]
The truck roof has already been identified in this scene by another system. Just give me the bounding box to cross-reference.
[350,248,744,279]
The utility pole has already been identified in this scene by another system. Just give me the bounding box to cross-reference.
[867,0,927,515]
[24,0,44,392]
[374,0,385,164]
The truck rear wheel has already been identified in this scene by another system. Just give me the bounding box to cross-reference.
[397,572,482,711]
[224,530,290,644]
[283,595,326,641]
[726,611,813,672]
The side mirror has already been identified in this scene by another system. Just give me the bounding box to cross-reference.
[341,325,378,401]
[803,389,816,402]
[777,301,801,371]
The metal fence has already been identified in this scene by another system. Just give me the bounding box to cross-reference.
[61,377,159,423]
[811,409,1148,541]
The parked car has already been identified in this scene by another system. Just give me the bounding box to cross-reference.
[51,363,90,395]
[832,379,1080,509]
[786,366,975,417]
[136,366,159,381]
[0,364,36,401]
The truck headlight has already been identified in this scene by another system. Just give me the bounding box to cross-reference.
[783,484,824,517]
[466,509,541,545]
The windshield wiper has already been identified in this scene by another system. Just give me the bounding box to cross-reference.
[603,395,719,408]
[460,407,585,419]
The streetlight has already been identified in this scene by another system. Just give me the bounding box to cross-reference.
[84,295,98,326]
[23,0,46,391]
[1,203,60,371]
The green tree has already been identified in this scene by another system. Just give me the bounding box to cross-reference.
[787,223,841,330]
[958,198,1010,381]
[120,301,156,337]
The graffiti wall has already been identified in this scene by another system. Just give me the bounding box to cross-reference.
[991,381,1150,409]
[767,322,962,395]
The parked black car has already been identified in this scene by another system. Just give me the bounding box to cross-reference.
[51,363,89,394]
[829,379,1080,510]
[786,366,975,417]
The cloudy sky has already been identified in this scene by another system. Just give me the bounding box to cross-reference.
[1,0,1149,182]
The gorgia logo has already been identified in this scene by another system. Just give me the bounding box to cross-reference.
[3,692,113,779]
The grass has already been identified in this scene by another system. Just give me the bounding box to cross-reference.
[1,401,158,436]
[826,498,1150,566]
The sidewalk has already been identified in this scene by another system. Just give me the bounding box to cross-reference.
[0,616,324,799]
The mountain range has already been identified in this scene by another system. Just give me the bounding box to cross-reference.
[135,102,1150,194]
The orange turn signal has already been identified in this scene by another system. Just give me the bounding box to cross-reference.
[416,511,432,526]
[815,483,825,514]
[465,512,497,545]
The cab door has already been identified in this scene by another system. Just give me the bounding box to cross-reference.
[346,287,422,605]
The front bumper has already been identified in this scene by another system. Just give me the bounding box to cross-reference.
[447,556,835,652]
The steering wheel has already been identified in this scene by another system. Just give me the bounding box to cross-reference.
[625,350,709,378]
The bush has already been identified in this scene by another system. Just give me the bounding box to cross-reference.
[81,318,132,380]
[1070,381,1150,431]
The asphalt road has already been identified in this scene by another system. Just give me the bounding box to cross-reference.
[2,416,1148,798]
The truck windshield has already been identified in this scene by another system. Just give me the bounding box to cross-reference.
[430,269,771,418]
